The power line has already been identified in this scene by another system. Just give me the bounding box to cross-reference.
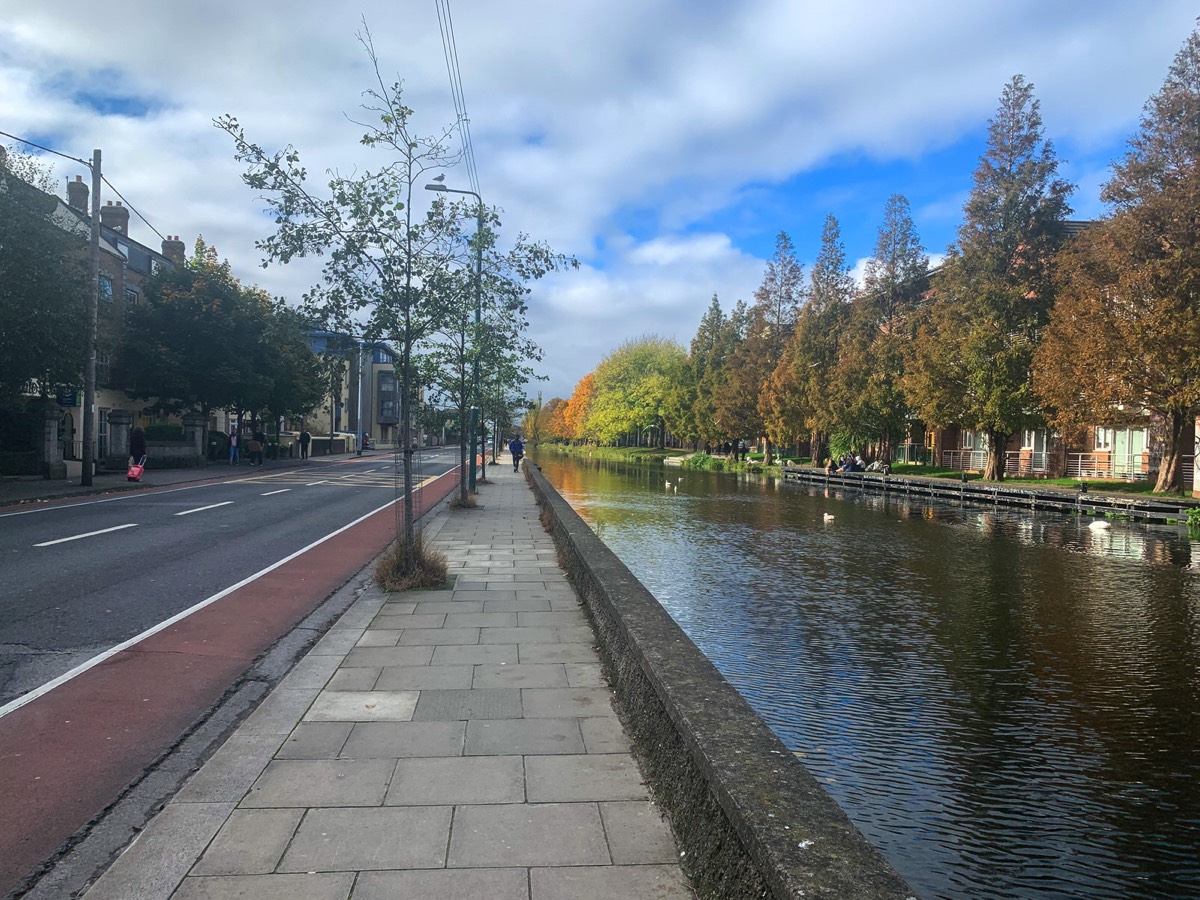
[1,128,166,241]
[434,0,479,196]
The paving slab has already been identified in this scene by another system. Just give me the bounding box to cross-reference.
[385,755,524,805]
[525,753,649,802]
[275,722,352,759]
[189,808,303,875]
[352,868,529,900]
[303,690,418,722]
[373,663,474,690]
[599,801,683,865]
[471,663,568,688]
[522,687,616,718]
[464,718,585,756]
[171,873,354,900]
[341,720,466,758]
[530,864,694,899]
[278,806,452,871]
[241,758,393,807]
[447,802,610,868]
[412,687,523,721]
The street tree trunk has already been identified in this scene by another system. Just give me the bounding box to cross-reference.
[1153,409,1187,494]
[983,429,1009,481]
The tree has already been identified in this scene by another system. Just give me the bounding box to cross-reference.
[217,30,462,553]
[541,397,570,442]
[0,146,89,401]
[119,238,269,425]
[586,337,688,446]
[763,217,850,463]
[564,373,596,443]
[904,75,1074,479]
[694,297,746,447]
[1035,25,1200,493]
[825,197,928,460]
[419,194,569,498]
[717,232,803,461]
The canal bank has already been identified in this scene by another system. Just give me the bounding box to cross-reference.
[525,462,914,899]
[782,465,1198,526]
[533,452,1200,899]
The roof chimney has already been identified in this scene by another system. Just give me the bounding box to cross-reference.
[67,175,89,210]
[161,235,186,264]
[100,200,130,235]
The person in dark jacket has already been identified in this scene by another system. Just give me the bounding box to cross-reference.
[129,426,147,466]
[508,437,524,472]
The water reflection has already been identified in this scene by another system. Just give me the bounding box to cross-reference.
[537,455,1200,900]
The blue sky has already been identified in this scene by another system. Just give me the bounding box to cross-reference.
[1,1,1196,401]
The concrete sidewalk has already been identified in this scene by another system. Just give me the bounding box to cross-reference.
[80,459,693,899]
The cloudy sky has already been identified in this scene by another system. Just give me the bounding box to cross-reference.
[2,2,1196,401]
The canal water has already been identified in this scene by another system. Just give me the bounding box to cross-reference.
[534,453,1200,900]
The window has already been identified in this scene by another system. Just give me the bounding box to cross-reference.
[961,430,976,450]
[99,276,113,304]
[125,288,138,307]
[1095,428,1113,451]
[97,352,111,386]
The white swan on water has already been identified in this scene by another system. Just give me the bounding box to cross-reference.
[1088,519,1112,530]
[823,513,836,522]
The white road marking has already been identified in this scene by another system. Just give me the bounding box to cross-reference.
[261,489,291,496]
[33,523,138,546]
[306,480,328,486]
[0,493,404,719]
[175,501,235,516]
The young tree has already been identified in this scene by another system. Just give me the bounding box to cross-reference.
[0,147,89,401]
[1035,25,1200,493]
[419,195,569,498]
[904,75,1074,479]
[217,31,461,554]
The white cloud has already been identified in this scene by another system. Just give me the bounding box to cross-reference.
[1,0,1195,402]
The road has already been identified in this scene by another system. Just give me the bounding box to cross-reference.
[0,449,462,896]
[0,451,457,709]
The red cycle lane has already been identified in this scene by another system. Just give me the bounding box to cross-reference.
[0,469,458,896]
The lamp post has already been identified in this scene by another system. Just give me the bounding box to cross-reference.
[425,179,483,492]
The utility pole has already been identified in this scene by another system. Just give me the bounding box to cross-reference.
[81,149,100,486]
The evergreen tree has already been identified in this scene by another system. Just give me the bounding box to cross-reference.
[717,232,803,461]
[905,75,1074,480]
[1035,24,1200,492]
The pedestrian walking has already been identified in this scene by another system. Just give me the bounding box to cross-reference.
[299,429,311,460]
[228,432,239,464]
[508,436,524,472]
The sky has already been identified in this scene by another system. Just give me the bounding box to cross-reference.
[1,1,1196,403]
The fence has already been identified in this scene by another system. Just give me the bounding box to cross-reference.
[1004,450,1052,477]
[941,449,988,471]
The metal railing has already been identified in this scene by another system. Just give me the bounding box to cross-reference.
[941,449,988,471]
[1004,450,1052,477]
[1065,452,1149,481]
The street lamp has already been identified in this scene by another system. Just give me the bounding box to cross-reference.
[425,178,483,492]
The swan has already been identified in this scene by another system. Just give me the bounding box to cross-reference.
[823,513,836,522]
[1088,519,1112,530]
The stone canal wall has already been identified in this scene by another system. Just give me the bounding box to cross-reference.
[525,462,915,900]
